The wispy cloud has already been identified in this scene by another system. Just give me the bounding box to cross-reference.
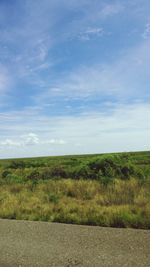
[142,23,150,39]
[77,27,104,41]
[0,0,150,158]
[0,0,132,101]
[0,65,11,93]
[0,139,21,147]
[35,38,150,104]
[21,133,40,146]
[45,139,66,145]
[0,132,66,148]
[0,102,149,158]
[100,3,124,18]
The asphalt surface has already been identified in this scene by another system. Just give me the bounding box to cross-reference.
[0,219,150,267]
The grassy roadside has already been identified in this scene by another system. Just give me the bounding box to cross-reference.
[0,151,150,229]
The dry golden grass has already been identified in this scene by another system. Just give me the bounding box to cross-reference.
[0,178,150,228]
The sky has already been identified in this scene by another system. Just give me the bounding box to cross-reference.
[0,0,150,158]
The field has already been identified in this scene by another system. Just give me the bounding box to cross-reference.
[0,151,150,229]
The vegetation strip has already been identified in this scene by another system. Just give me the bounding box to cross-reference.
[0,151,150,229]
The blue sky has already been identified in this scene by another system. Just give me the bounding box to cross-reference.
[0,0,150,158]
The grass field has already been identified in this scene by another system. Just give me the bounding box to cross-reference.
[0,151,150,229]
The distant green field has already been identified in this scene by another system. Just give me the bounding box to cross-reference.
[0,151,150,229]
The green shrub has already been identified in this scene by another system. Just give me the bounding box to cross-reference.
[2,170,11,179]
[8,160,26,169]
[4,174,23,184]
[71,165,92,179]
[51,166,67,178]
[88,158,116,178]
[27,171,40,180]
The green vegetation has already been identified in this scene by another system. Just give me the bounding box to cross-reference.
[0,151,150,229]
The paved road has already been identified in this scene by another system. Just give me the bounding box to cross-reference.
[0,219,150,267]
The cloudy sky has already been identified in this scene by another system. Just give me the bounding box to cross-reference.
[0,0,150,158]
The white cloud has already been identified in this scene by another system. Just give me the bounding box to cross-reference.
[0,139,21,147]
[0,0,149,159]
[22,133,40,146]
[0,134,39,147]
[78,27,104,41]
[64,1,124,43]
[142,23,150,39]
[0,0,128,97]
[0,102,149,158]
[101,3,124,18]
[37,38,150,101]
[0,133,66,150]
[44,139,66,145]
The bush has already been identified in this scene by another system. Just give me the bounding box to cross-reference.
[71,165,92,179]
[5,174,23,184]
[8,160,25,169]
[120,164,134,179]
[2,170,11,179]
[27,171,40,181]
[88,157,145,181]
[88,157,118,178]
[51,166,67,178]
[40,169,51,179]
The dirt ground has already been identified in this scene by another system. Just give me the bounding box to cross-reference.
[0,219,150,267]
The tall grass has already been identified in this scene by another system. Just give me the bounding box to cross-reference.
[0,178,150,228]
[0,152,149,228]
